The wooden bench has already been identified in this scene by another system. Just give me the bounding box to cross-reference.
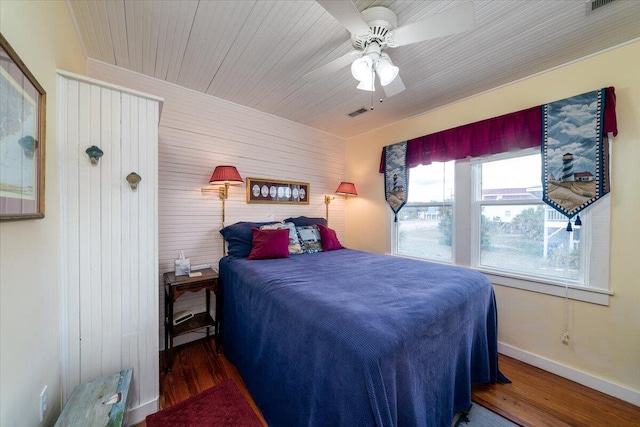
[55,368,132,427]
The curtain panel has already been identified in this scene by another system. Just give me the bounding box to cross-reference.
[379,87,617,172]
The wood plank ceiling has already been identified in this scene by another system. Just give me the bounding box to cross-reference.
[68,0,640,139]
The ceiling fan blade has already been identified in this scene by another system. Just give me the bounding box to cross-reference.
[382,74,406,97]
[389,0,475,47]
[303,50,361,81]
[317,0,370,36]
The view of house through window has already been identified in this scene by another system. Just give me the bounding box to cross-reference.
[477,154,581,281]
[396,161,454,262]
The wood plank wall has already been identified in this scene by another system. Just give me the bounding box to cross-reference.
[87,60,347,348]
[58,72,160,415]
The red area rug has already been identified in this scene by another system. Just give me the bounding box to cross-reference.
[146,379,263,427]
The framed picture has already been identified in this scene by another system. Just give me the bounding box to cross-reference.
[0,33,46,220]
[246,177,310,205]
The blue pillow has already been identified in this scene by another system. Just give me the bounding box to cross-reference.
[284,216,327,227]
[220,221,279,257]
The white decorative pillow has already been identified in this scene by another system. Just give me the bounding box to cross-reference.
[260,222,304,255]
[296,225,323,254]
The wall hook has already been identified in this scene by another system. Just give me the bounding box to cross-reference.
[19,136,37,158]
[86,145,104,165]
[126,172,141,190]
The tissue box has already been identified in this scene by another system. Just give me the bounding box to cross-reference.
[174,258,191,276]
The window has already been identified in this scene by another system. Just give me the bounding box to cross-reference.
[392,149,611,305]
[475,154,580,281]
[396,161,454,262]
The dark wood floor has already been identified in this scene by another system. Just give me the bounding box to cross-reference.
[472,356,640,426]
[135,337,640,426]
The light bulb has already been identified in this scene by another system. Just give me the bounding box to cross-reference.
[351,55,373,82]
[357,77,375,91]
[375,54,399,86]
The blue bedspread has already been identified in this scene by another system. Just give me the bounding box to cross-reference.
[220,249,498,427]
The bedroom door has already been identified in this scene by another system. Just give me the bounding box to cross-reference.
[57,71,163,422]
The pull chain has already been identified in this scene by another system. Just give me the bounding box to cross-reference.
[370,66,375,110]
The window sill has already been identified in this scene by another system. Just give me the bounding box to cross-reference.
[479,269,612,306]
[388,253,611,306]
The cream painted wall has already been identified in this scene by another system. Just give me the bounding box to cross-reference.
[346,41,640,401]
[1,1,636,422]
[0,1,86,425]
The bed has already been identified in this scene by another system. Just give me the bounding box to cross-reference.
[219,222,499,427]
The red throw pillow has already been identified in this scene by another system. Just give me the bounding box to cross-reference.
[317,224,344,251]
[248,228,290,260]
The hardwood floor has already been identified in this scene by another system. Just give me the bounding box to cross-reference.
[473,356,640,426]
[152,337,267,427]
[135,337,640,426]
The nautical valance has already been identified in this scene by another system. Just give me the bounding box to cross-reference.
[382,141,408,222]
[542,89,611,230]
[379,87,617,221]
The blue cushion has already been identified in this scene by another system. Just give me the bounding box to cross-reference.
[220,221,279,258]
[284,216,327,227]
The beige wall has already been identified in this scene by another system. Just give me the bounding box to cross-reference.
[346,41,640,399]
[0,1,86,425]
[1,1,637,422]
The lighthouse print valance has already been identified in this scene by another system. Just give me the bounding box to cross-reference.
[379,87,616,226]
[542,89,610,228]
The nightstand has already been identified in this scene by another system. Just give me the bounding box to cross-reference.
[163,268,220,372]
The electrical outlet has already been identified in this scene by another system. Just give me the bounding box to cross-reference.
[39,385,47,422]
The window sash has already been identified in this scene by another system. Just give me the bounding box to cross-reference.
[474,200,585,284]
[395,202,454,262]
[470,152,609,292]
[391,151,610,305]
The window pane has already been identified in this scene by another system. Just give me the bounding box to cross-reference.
[479,154,582,281]
[397,161,455,262]
[482,155,541,200]
[397,205,452,261]
[479,206,581,280]
[408,162,455,202]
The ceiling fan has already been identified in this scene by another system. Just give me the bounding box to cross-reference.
[304,0,475,97]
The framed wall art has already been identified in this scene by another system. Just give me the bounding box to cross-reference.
[0,33,46,220]
[246,177,310,205]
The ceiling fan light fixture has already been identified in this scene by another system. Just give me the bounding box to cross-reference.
[356,73,375,91]
[351,55,373,82]
[376,54,399,86]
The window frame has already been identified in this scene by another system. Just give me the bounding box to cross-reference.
[390,149,612,306]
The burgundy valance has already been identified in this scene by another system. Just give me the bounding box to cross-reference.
[407,106,542,168]
[379,87,617,172]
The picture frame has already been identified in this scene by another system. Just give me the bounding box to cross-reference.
[0,33,46,220]
[246,177,310,205]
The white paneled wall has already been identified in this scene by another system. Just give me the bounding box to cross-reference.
[87,59,347,349]
[58,71,162,423]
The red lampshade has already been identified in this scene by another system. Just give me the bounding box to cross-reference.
[335,181,357,196]
[209,166,243,185]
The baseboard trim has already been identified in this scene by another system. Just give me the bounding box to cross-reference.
[498,342,640,407]
[126,397,159,426]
